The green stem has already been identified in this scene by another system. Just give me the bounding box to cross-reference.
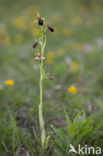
[39,29,46,149]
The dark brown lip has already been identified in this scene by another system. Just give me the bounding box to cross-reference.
[48,26,54,32]
[38,18,43,26]
[33,41,38,48]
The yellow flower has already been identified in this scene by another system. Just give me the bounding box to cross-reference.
[46,52,54,64]
[67,86,77,94]
[30,27,40,37]
[5,80,14,86]
[70,62,79,71]
[12,17,27,31]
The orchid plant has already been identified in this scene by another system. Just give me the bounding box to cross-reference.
[33,12,54,149]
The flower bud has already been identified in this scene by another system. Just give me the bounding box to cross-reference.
[48,76,54,80]
[46,73,54,80]
[33,41,38,48]
[48,26,54,32]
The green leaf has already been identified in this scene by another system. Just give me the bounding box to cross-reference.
[73,112,82,125]
[32,127,38,143]
[51,125,66,142]
[94,120,103,132]
[76,126,93,144]
[8,107,20,144]
[83,109,86,122]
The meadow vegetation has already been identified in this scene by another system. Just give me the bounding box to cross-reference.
[0,0,103,155]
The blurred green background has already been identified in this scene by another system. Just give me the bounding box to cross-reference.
[0,0,103,155]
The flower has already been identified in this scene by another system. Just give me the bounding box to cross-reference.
[67,86,77,94]
[30,27,40,36]
[70,62,79,71]
[12,17,27,31]
[48,26,54,32]
[33,40,38,48]
[38,18,43,26]
[35,56,45,60]
[46,73,54,80]
[5,80,14,86]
